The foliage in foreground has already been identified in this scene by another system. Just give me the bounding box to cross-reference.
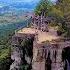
[0,45,12,70]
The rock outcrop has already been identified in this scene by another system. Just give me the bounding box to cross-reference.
[10,27,70,70]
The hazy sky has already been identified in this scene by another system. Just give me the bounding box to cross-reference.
[0,0,40,3]
[0,0,57,8]
[15,0,57,3]
[0,0,56,3]
[0,0,57,10]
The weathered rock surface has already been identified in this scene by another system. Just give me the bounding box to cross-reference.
[10,46,23,70]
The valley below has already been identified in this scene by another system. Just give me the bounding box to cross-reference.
[0,12,31,70]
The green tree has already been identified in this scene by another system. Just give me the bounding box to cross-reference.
[56,0,70,37]
[34,0,52,16]
[35,0,70,37]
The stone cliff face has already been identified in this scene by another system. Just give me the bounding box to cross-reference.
[10,46,23,70]
[10,34,34,70]
[10,33,70,70]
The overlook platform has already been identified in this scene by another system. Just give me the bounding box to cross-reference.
[17,27,59,44]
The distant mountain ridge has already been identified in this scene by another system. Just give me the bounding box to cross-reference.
[0,1,39,14]
[10,2,38,9]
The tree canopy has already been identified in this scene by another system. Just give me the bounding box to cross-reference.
[34,0,70,38]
